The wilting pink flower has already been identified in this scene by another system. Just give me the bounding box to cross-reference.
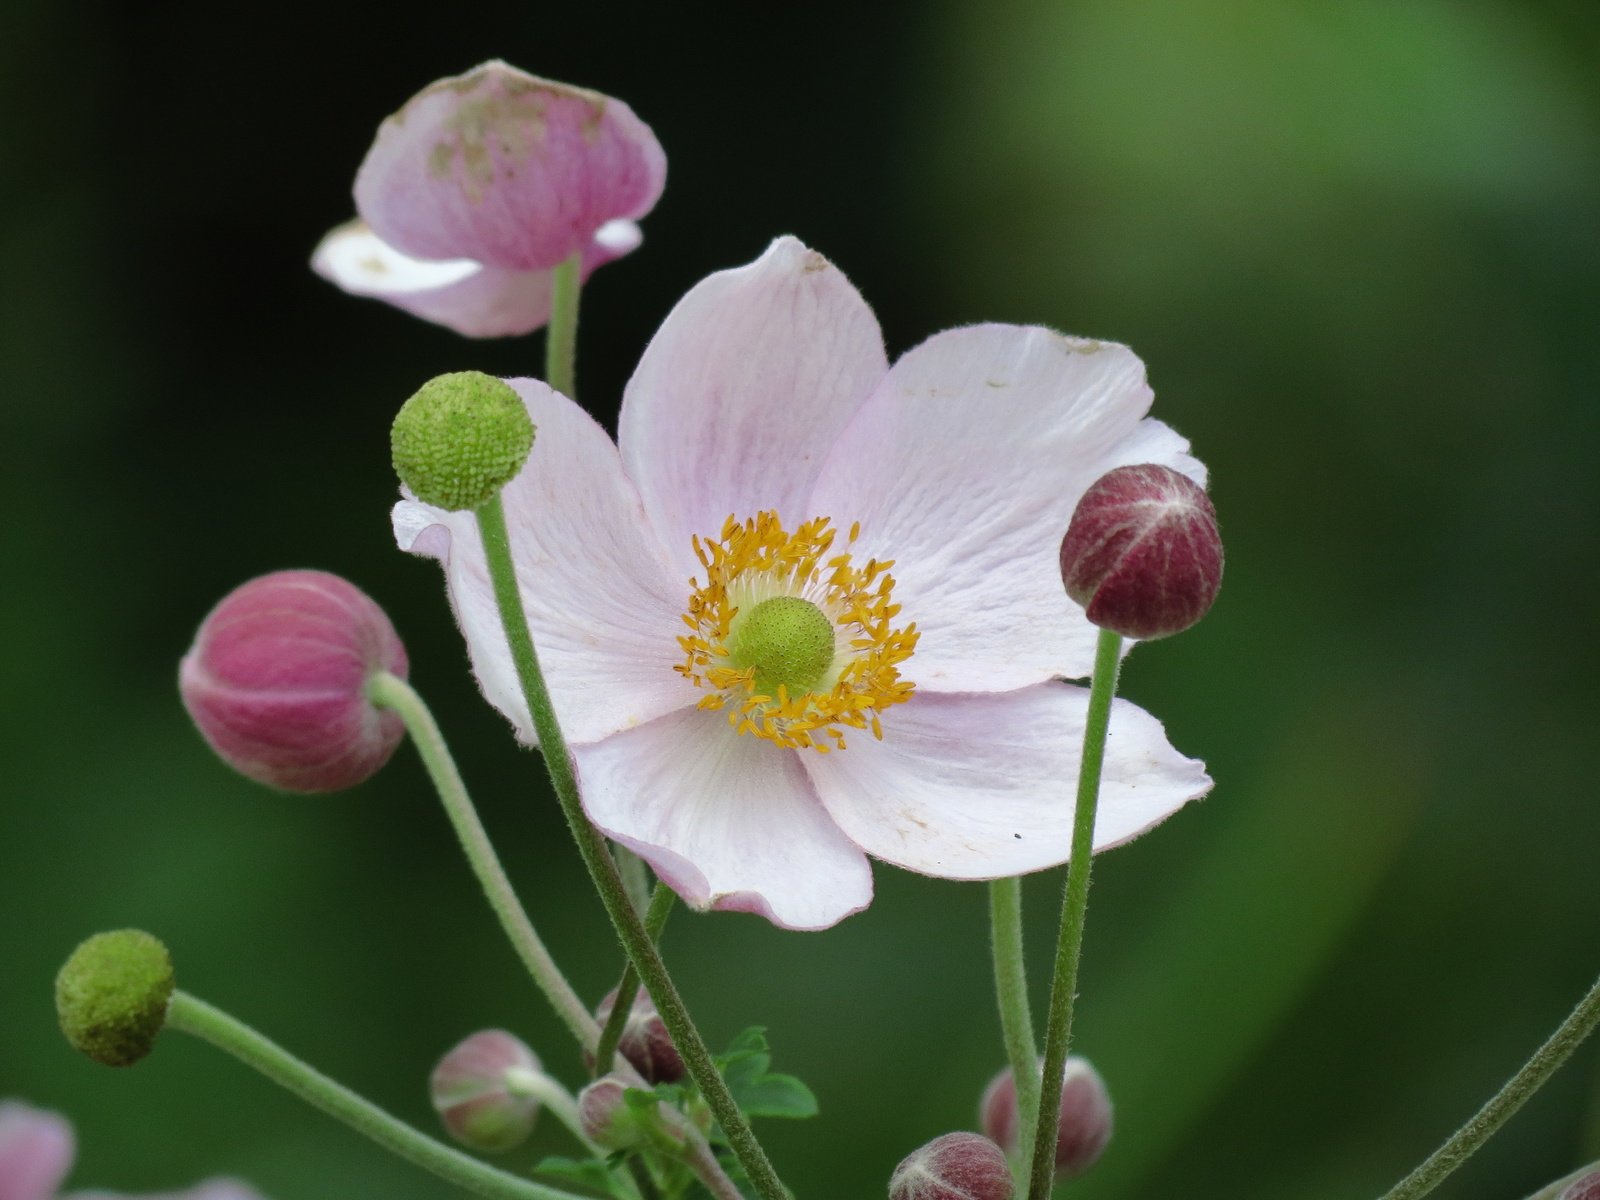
[0,1101,263,1200]
[313,61,665,338]
[394,237,1212,929]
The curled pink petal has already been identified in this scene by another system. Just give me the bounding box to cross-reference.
[311,219,641,338]
[355,61,665,271]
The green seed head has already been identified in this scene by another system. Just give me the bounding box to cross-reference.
[727,596,836,697]
[55,930,174,1067]
[391,372,535,511]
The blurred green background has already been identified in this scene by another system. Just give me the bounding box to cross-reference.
[3,2,1598,1197]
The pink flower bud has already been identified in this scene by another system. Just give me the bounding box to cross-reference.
[593,987,685,1084]
[430,1030,542,1154]
[1058,463,1222,640]
[889,1132,1013,1200]
[178,571,408,793]
[578,1076,647,1151]
[979,1058,1112,1178]
[0,1100,73,1200]
[1562,1171,1600,1200]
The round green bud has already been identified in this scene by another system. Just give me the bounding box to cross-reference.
[391,372,535,511]
[727,596,836,697]
[55,929,174,1067]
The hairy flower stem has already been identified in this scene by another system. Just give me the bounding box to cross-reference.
[1377,970,1600,1200]
[990,876,1041,1173]
[366,671,599,1054]
[476,492,791,1200]
[595,885,679,1077]
[1027,627,1122,1200]
[166,991,585,1200]
[546,253,581,400]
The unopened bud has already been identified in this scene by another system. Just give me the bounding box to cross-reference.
[593,987,685,1084]
[889,1132,1013,1200]
[430,1030,542,1154]
[56,930,174,1067]
[578,1076,647,1151]
[391,372,534,511]
[1059,463,1222,640]
[979,1057,1112,1178]
[179,570,408,793]
[1561,1170,1600,1200]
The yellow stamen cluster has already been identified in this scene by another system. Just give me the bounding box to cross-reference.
[676,511,918,752]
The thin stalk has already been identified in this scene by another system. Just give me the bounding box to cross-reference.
[1027,628,1122,1200]
[545,253,581,400]
[1378,970,1600,1200]
[166,991,584,1200]
[990,876,1041,1173]
[475,493,790,1200]
[595,885,678,1077]
[366,671,598,1054]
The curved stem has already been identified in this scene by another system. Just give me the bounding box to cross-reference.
[545,253,581,401]
[476,493,790,1200]
[595,885,678,1077]
[166,991,584,1200]
[1378,970,1600,1200]
[990,876,1041,1173]
[1027,628,1122,1200]
[366,671,598,1054]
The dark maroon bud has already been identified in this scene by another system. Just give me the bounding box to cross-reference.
[593,987,685,1084]
[1561,1170,1600,1200]
[979,1057,1112,1178]
[1059,464,1222,640]
[888,1132,1013,1200]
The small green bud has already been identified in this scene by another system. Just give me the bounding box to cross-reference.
[55,930,174,1067]
[391,372,534,511]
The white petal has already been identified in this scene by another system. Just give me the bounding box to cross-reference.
[803,684,1210,879]
[312,220,638,338]
[573,708,874,931]
[617,236,888,579]
[393,381,693,745]
[809,326,1205,689]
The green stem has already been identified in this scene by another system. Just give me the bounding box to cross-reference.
[545,253,581,400]
[990,876,1041,1173]
[1027,628,1122,1200]
[475,493,790,1200]
[166,991,584,1200]
[595,885,679,1077]
[1378,970,1600,1200]
[366,671,599,1055]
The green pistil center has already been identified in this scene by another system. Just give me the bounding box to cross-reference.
[726,597,835,698]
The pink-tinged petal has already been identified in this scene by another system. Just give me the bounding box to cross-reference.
[312,219,641,338]
[809,326,1205,690]
[0,1102,74,1200]
[65,1183,266,1200]
[572,708,873,930]
[617,236,889,579]
[804,684,1210,879]
[355,62,665,271]
[393,380,690,746]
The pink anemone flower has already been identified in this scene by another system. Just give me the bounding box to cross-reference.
[394,237,1212,930]
[313,61,665,338]
[0,1100,263,1200]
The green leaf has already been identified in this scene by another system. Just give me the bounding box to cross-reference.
[730,1072,818,1119]
[533,1155,632,1200]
